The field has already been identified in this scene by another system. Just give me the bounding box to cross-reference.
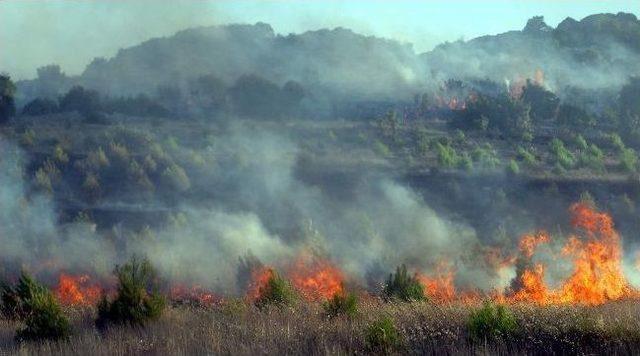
[1,298,640,355]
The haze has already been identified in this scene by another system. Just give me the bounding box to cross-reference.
[1,0,637,80]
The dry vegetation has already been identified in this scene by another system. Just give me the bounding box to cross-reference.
[0,299,639,355]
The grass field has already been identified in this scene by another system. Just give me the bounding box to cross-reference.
[2,297,640,355]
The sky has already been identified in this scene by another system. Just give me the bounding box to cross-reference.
[1,0,638,80]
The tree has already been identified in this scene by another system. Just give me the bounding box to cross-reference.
[619,77,640,136]
[557,104,595,133]
[229,74,284,118]
[22,97,59,116]
[0,74,16,124]
[59,86,102,114]
[188,74,228,116]
[521,80,559,123]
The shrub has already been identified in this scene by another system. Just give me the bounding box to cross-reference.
[323,292,358,318]
[1,272,70,341]
[373,140,392,158]
[516,146,537,167]
[1,272,40,320]
[436,142,460,169]
[607,133,626,152]
[619,148,638,173]
[254,271,297,308]
[467,301,517,341]
[96,256,165,328]
[365,317,401,352]
[549,138,575,170]
[472,144,500,169]
[161,163,191,192]
[574,134,588,151]
[579,144,606,173]
[383,264,425,302]
[506,159,520,176]
[16,288,71,342]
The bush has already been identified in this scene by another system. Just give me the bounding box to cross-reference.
[619,148,638,173]
[382,265,425,302]
[574,134,588,151]
[607,133,626,152]
[472,144,501,169]
[254,271,297,308]
[17,288,71,342]
[365,317,401,352]
[467,301,517,341]
[1,272,70,341]
[579,144,606,173]
[96,256,165,328]
[323,292,358,318]
[436,142,460,169]
[516,146,537,167]
[549,138,575,170]
[1,272,40,320]
[373,140,393,158]
[506,159,520,176]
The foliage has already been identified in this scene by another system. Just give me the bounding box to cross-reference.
[382,264,425,302]
[472,144,501,169]
[365,317,401,352]
[0,74,16,124]
[549,138,575,170]
[579,144,606,173]
[467,301,518,341]
[606,133,626,152]
[323,292,358,318]
[16,287,71,342]
[619,148,638,173]
[573,134,588,151]
[451,93,532,139]
[436,142,463,169]
[96,256,165,328]
[59,86,102,115]
[254,271,297,308]
[21,98,59,116]
[373,140,392,158]
[557,104,595,133]
[1,272,70,341]
[516,146,537,166]
[506,159,520,175]
[521,80,560,123]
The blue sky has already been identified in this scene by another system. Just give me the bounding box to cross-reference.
[1,0,638,79]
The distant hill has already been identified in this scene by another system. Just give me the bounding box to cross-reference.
[423,12,640,92]
[15,12,640,108]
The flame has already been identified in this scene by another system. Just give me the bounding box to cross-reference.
[289,256,344,301]
[508,203,635,305]
[55,273,101,306]
[246,266,275,301]
[170,284,219,306]
[417,262,456,302]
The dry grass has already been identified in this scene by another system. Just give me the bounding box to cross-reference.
[1,298,640,355]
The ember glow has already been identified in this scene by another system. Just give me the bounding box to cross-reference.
[55,273,101,306]
[170,284,219,306]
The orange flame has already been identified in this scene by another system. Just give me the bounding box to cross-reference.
[170,284,219,306]
[289,256,344,301]
[508,203,635,305]
[55,273,101,306]
[417,262,456,302]
[246,266,275,301]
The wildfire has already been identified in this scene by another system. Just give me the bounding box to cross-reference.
[288,256,344,301]
[508,202,635,305]
[246,266,275,301]
[170,284,219,306]
[55,273,101,306]
[417,262,456,302]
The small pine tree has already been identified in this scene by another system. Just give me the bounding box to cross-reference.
[323,292,358,318]
[383,265,425,302]
[365,317,401,352]
[467,301,518,341]
[96,256,165,328]
[254,271,297,309]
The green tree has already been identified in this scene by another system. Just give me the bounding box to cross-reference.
[0,74,16,124]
